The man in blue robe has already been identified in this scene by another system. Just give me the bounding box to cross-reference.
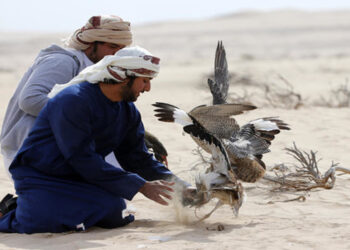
[0,46,185,233]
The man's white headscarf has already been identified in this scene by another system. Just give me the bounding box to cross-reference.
[64,15,132,50]
[48,46,160,98]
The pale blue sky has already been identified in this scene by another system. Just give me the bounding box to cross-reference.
[1,0,350,32]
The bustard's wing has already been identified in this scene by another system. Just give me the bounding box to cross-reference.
[222,117,290,182]
[225,117,290,159]
[189,103,257,139]
[208,41,229,105]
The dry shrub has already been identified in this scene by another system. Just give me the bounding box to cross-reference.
[263,142,350,192]
[227,88,256,104]
[203,72,350,109]
[202,72,304,109]
[230,73,260,87]
[314,80,350,108]
[228,73,304,109]
[226,73,260,104]
[262,74,303,109]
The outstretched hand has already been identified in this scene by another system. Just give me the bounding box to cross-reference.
[139,180,174,205]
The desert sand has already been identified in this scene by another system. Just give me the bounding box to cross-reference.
[0,10,350,249]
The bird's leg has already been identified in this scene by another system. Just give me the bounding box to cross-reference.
[197,200,223,222]
[231,202,241,217]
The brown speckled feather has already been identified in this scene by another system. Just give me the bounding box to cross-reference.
[189,103,256,139]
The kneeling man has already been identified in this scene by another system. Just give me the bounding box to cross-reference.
[0,46,184,233]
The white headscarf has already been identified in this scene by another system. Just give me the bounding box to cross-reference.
[64,15,132,50]
[48,46,160,98]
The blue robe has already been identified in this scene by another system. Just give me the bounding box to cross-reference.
[0,82,173,233]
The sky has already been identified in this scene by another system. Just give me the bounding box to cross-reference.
[1,0,350,32]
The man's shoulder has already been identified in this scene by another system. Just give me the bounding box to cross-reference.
[40,44,74,56]
[123,101,138,112]
[37,45,80,66]
[47,84,93,113]
[122,102,141,121]
[61,82,94,97]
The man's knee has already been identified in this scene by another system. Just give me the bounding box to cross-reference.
[96,198,134,228]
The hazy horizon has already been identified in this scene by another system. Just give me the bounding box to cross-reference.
[1,0,350,32]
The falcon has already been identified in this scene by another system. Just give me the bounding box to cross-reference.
[152,102,289,183]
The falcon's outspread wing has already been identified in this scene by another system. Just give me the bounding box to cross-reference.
[152,102,193,126]
[183,118,231,177]
[189,103,256,118]
[153,102,231,177]
[189,103,256,139]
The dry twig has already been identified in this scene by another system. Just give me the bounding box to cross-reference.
[263,74,303,109]
[314,81,350,108]
[227,88,255,104]
[263,142,350,191]
[265,195,306,204]
[192,147,211,166]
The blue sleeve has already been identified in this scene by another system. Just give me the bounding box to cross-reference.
[46,96,145,200]
[114,107,174,181]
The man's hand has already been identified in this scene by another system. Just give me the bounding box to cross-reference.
[139,180,174,205]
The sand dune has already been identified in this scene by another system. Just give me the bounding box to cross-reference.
[0,10,349,250]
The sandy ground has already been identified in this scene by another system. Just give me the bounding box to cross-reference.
[0,10,350,250]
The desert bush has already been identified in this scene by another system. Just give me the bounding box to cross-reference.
[314,80,350,108]
[261,74,303,109]
[263,142,350,192]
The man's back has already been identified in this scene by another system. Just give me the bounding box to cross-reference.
[0,45,89,163]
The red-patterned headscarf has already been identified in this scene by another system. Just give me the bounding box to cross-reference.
[48,46,160,98]
[64,15,132,50]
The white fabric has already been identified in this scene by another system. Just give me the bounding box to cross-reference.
[48,46,160,98]
[105,152,122,169]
